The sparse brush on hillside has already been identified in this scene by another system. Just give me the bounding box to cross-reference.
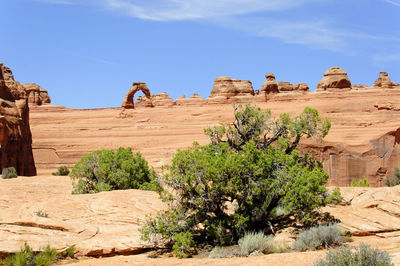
[350,177,370,187]
[314,244,393,266]
[1,167,18,179]
[52,166,70,176]
[293,224,347,251]
[70,147,160,194]
[385,168,400,187]
[141,104,335,258]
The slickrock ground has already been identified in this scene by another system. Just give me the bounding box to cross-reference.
[2,175,400,265]
[31,89,400,185]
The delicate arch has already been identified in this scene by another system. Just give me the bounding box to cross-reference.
[122,82,151,109]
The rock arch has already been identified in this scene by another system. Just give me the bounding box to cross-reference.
[122,82,152,109]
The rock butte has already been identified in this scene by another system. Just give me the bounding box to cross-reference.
[22,83,51,106]
[0,63,36,176]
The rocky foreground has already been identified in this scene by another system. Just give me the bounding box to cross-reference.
[1,175,400,265]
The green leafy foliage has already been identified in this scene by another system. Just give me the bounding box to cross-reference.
[1,167,17,179]
[293,224,347,251]
[70,147,159,194]
[2,244,57,266]
[141,104,333,255]
[314,244,393,266]
[350,177,370,187]
[326,187,344,204]
[385,168,400,187]
[172,232,196,258]
[52,166,70,176]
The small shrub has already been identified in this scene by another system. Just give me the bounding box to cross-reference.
[209,246,230,258]
[2,244,57,266]
[60,245,76,258]
[385,168,400,187]
[70,147,159,194]
[34,245,57,266]
[52,166,70,176]
[326,187,344,204]
[350,177,370,187]
[238,232,286,256]
[172,232,196,258]
[314,244,393,266]
[293,224,346,251]
[1,167,17,179]
[35,210,49,218]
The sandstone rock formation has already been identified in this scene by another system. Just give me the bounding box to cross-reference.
[122,82,152,109]
[175,94,205,106]
[277,82,310,93]
[207,76,254,103]
[352,84,369,90]
[151,92,175,107]
[371,72,400,89]
[0,63,36,176]
[135,96,153,108]
[260,73,279,94]
[23,83,51,106]
[317,67,352,91]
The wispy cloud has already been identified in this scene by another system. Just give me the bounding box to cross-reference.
[101,0,319,21]
[384,0,400,7]
[34,0,400,56]
[373,53,400,62]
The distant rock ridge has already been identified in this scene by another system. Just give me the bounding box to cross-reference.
[122,68,399,108]
[0,63,36,176]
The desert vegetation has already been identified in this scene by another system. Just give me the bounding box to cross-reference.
[1,167,17,179]
[314,244,393,266]
[350,177,370,187]
[293,224,347,251]
[69,147,159,194]
[51,166,69,176]
[140,104,338,257]
[1,244,75,266]
[385,168,400,187]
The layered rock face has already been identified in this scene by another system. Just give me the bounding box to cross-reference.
[260,73,279,94]
[23,83,51,106]
[317,67,352,91]
[207,76,254,103]
[122,82,152,109]
[0,63,36,176]
[278,82,310,93]
[151,92,175,107]
[372,72,400,89]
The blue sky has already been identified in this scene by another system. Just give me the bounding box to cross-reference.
[2,0,400,108]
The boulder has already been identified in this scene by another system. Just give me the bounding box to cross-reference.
[260,73,279,94]
[372,72,400,89]
[317,67,352,91]
[293,83,310,92]
[277,81,293,92]
[151,92,175,107]
[23,83,51,106]
[0,63,36,176]
[207,76,254,103]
